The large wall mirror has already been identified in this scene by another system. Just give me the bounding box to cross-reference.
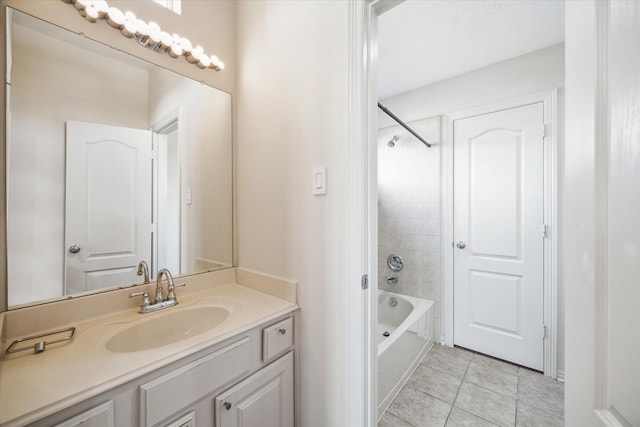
[5,9,233,309]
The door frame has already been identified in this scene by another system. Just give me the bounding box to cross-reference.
[151,108,182,278]
[441,90,559,378]
[348,0,401,425]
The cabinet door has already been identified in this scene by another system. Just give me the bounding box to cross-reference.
[216,352,293,427]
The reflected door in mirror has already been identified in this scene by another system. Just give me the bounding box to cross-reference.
[65,121,152,294]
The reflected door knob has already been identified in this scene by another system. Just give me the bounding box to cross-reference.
[455,241,466,249]
[68,245,81,254]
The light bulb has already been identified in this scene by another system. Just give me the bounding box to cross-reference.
[218,61,225,70]
[93,0,109,17]
[74,0,89,12]
[84,6,99,22]
[168,44,183,58]
[124,11,136,22]
[147,21,161,33]
[197,54,211,69]
[160,31,173,49]
[121,20,136,38]
[147,29,163,50]
[106,7,124,29]
[186,46,203,64]
[180,37,192,53]
[135,19,149,37]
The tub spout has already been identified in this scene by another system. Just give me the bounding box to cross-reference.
[386,276,398,286]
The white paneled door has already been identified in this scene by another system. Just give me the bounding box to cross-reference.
[453,103,544,370]
[65,121,152,294]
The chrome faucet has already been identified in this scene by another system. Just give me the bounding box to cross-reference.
[155,268,173,303]
[153,269,169,303]
[137,260,150,284]
[129,268,186,314]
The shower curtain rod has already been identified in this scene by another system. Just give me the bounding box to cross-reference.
[377,102,431,148]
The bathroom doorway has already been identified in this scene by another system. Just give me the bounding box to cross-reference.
[371,0,563,422]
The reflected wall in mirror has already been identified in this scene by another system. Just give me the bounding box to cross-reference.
[6,9,233,308]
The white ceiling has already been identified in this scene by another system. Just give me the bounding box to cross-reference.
[377,0,565,99]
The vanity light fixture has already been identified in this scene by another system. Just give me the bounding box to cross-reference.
[60,0,225,71]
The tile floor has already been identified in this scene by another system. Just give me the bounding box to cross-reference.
[379,345,564,427]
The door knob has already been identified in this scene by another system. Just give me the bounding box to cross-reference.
[455,241,466,249]
[68,245,81,254]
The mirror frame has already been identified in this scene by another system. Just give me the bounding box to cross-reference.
[1,6,8,311]
[0,5,236,312]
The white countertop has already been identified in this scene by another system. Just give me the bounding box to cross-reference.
[0,283,298,426]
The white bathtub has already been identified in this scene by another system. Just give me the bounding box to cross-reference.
[377,291,434,419]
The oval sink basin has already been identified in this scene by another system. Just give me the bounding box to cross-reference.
[106,306,229,353]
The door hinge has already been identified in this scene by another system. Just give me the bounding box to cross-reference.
[542,124,549,138]
[542,325,547,339]
[541,224,548,238]
[361,274,368,290]
[151,223,157,233]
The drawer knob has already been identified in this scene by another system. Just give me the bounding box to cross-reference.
[224,402,232,410]
[278,328,286,335]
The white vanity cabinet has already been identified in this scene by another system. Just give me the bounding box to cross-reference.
[30,314,296,427]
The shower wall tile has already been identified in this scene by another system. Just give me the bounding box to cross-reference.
[378,116,442,340]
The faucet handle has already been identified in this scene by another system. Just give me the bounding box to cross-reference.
[166,283,186,303]
[129,290,151,309]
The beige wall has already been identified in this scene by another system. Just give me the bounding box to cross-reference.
[236,1,351,425]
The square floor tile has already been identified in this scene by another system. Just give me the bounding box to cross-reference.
[516,402,564,427]
[445,407,499,426]
[454,382,515,427]
[407,365,463,404]
[421,345,472,379]
[465,362,518,398]
[469,352,519,376]
[517,374,564,417]
[379,411,415,427]
[389,387,451,427]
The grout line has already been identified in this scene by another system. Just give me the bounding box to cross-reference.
[454,407,502,427]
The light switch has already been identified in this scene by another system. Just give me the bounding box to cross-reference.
[312,167,327,195]
[186,188,192,205]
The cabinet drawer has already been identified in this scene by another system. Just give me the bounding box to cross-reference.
[55,401,114,427]
[262,317,293,362]
[140,337,251,426]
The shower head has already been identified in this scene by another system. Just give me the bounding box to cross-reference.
[388,135,399,147]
